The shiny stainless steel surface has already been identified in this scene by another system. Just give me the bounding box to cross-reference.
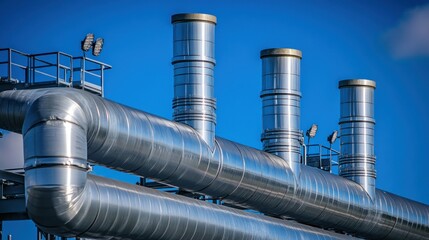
[20,97,356,239]
[1,88,428,239]
[26,170,357,240]
[339,79,376,199]
[260,48,302,174]
[172,13,217,148]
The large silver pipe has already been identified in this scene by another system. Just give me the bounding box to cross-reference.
[21,98,356,240]
[260,48,302,174]
[0,88,428,239]
[172,13,217,148]
[339,79,377,199]
[27,171,358,240]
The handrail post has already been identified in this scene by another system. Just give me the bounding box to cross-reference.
[31,55,35,84]
[8,49,12,82]
[302,143,307,165]
[81,57,85,89]
[101,64,105,97]
[329,143,333,173]
[25,52,30,84]
[56,53,60,86]
[69,55,73,84]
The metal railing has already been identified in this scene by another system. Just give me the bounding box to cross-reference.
[0,48,111,96]
[304,144,339,173]
[30,52,74,87]
[73,56,111,97]
[0,48,30,83]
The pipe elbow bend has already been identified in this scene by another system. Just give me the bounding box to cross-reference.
[26,166,97,236]
[22,93,89,134]
[22,93,95,236]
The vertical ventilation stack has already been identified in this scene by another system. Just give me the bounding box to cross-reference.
[339,79,376,199]
[172,13,217,148]
[260,48,303,174]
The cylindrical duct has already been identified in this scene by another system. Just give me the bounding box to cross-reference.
[260,48,302,174]
[26,170,358,240]
[339,79,376,199]
[172,13,217,148]
[1,88,428,239]
[20,100,357,240]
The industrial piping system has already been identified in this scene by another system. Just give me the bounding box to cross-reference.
[1,83,428,239]
[260,48,303,174]
[339,79,377,199]
[172,14,217,148]
[0,13,428,240]
[7,88,355,240]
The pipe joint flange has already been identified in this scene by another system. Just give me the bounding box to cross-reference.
[24,157,89,171]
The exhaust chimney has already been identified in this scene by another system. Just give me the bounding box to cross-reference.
[338,79,376,199]
[171,13,217,148]
[260,48,302,174]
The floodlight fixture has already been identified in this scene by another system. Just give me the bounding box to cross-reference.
[81,33,95,52]
[92,38,104,56]
[327,130,338,145]
[306,124,318,138]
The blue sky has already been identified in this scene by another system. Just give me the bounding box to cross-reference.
[1,0,429,239]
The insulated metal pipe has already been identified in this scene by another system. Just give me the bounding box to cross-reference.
[0,88,428,239]
[339,79,376,199]
[172,13,217,148]
[260,48,302,174]
[28,172,359,240]
[20,100,357,240]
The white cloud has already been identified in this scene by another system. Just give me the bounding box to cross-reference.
[386,5,429,58]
